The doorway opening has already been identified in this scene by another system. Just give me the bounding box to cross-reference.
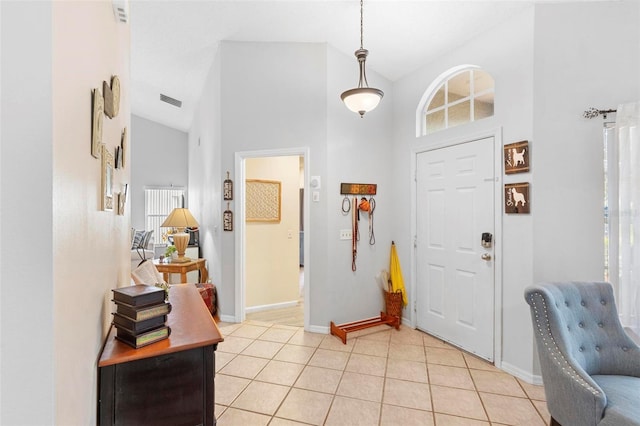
[235,148,310,330]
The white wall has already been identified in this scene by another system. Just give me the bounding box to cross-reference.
[325,45,394,324]
[245,156,300,308]
[219,41,328,324]
[131,114,188,230]
[188,41,394,328]
[52,2,131,423]
[530,0,639,372]
[188,50,222,294]
[1,2,54,423]
[391,7,536,377]
[532,2,640,280]
[1,1,131,424]
[391,1,640,380]
[187,1,638,382]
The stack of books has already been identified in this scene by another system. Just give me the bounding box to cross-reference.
[112,284,172,349]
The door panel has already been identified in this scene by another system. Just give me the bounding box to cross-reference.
[416,137,495,361]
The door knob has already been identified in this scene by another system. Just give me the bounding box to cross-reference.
[481,253,492,261]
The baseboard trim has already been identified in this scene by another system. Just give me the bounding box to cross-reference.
[307,324,330,334]
[219,314,236,323]
[245,300,298,314]
[500,361,543,385]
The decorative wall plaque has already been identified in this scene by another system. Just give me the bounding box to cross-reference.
[120,127,128,168]
[91,88,104,158]
[101,144,114,211]
[223,171,233,200]
[223,203,233,231]
[504,182,530,214]
[340,182,377,195]
[111,75,120,117]
[117,184,128,216]
[103,76,120,119]
[103,80,114,118]
[504,140,529,174]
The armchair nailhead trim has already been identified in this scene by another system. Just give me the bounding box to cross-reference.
[528,292,600,396]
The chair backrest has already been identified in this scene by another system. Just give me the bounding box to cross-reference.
[525,281,634,376]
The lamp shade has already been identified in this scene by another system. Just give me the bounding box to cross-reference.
[341,87,384,116]
[161,208,199,230]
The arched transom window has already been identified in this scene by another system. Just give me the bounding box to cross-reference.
[416,65,494,136]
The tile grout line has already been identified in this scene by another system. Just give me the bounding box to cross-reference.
[217,321,548,425]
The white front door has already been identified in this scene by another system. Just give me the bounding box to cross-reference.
[416,137,495,361]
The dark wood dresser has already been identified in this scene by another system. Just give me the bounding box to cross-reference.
[98,284,223,425]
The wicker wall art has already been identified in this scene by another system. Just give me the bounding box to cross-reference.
[246,179,281,222]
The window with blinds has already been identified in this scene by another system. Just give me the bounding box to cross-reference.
[145,188,185,245]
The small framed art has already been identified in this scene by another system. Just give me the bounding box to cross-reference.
[246,179,281,222]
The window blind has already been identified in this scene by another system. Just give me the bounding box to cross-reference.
[145,188,185,245]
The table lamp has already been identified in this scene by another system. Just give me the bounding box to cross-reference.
[161,208,199,263]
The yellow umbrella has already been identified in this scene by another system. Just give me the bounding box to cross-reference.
[389,241,408,306]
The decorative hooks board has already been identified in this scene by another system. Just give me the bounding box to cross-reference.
[340,183,377,195]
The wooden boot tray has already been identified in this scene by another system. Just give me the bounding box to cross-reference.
[330,312,400,344]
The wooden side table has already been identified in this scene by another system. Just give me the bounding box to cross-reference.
[98,284,223,425]
[154,258,208,284]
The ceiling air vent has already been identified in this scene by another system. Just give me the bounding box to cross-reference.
[160,94,183,108]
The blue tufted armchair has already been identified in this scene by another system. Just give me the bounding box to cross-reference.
[525,281,640,426]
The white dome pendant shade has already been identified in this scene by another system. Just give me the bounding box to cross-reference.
[340,49,384,117]
[341,87,384,116]
[340,1,383,118]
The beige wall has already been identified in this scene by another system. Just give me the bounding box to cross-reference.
[246,156,300,308]
[52,2,130,424]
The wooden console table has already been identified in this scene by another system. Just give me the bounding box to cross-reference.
[154,258,209,284]
[98,284,223,425]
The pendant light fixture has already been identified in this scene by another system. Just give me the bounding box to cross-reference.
[340,0,383,118]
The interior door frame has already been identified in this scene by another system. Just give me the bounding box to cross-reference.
[234,147,311,330]
[411,128,503,366]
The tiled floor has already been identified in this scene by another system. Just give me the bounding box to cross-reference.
[214,321,550,426]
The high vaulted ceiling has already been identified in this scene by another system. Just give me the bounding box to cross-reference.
[129,0,603,131]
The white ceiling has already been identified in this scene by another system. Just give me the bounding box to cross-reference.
[128,0,601,131]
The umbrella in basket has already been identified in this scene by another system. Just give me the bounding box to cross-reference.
[389,241,408,306]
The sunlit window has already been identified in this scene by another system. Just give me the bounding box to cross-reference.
[417,66,494,136]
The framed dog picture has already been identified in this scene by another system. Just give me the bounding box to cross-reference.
[504,182,530,214]
[504,140,529,174]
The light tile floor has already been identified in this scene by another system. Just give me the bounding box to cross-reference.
[215,321,549,426]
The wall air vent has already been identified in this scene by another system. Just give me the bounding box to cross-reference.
[112,0,129,23]
[160,94,183,108]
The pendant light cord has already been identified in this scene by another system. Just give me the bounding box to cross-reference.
[360,0,364,50]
